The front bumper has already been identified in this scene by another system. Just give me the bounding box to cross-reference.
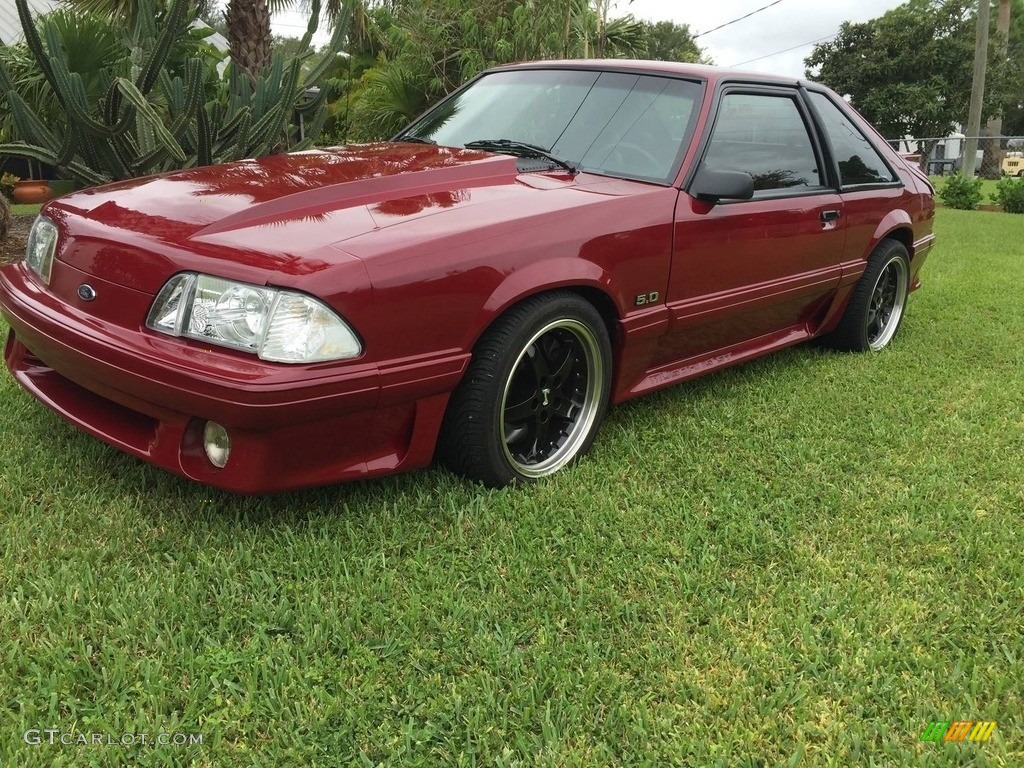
[0,264,467,493]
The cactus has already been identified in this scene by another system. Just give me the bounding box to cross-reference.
[0,0,350,187]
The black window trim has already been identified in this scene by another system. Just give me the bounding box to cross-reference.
[683,83,833,203]
[801,87,904,192]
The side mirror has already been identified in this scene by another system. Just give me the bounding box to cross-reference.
[690,165,754,204]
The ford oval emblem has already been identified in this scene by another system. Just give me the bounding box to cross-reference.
[77,284,97,301]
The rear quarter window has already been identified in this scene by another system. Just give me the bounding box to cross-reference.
[807,91,895,186]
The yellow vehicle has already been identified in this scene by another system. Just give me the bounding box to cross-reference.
[1004,155,1024,177]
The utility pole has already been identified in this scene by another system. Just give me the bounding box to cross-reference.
[962,0,990,178]
[982,0,1013,178]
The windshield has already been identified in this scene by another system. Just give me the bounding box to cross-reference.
[398,69,704,185]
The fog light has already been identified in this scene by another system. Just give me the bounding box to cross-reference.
[203,421,231,468]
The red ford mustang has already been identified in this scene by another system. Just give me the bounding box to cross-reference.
[0,61,935,492]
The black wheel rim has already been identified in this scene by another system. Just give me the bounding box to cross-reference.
[866,256,908,350]
[500,319,603,477]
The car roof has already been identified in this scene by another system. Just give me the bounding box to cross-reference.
[488,58,821,91]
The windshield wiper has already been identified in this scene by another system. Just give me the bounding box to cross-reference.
[395,136,436,145]
[464,139,577,173]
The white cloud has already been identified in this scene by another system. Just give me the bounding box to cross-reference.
[620,0,908,78]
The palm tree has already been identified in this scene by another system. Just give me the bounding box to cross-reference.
[62,0,358,80]
[61,0,217,21]
[581,0,644,58]
[224,0,274,77]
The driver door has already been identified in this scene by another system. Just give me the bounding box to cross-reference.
[661,88,847,363]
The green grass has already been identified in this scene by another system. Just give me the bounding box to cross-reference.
[10,203,42,216]
[1,208,1022,766]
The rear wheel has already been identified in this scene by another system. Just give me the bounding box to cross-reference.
[826,239,910,352]
[438,293,612,487]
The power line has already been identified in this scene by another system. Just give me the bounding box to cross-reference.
[728,32,837,67]
[694,0,786,39]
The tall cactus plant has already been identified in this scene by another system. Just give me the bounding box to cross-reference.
[0,0,350,187]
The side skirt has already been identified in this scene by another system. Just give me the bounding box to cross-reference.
[617,324,811,403]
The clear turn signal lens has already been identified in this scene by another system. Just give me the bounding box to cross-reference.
[260,292,362,363]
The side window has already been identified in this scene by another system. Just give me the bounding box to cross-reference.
[808,91,895,186]
[702,92,822,193]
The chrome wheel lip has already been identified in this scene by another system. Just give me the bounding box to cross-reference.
[867,255,909,351]
[499,318,603,479]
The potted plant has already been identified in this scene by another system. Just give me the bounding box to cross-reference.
[10,160,53,204]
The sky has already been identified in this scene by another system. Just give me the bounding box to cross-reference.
[623,0,909,77]
[271,0,910,79]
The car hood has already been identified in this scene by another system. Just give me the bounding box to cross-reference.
[46,143,524,292]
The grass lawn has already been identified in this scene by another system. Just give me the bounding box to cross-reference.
[10,203,42,216]
[1,208,1022,766]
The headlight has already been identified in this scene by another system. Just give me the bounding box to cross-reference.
[146,273,362,363]
[25,215,58,284]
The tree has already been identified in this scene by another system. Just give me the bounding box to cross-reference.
[63,0,217,20]
[224,0,274,77]
[224,0,356,78]
[65,0,355,80]
[582,0,644,58]
[64,0,272,78]
[804,0,1022,160]
[347,0,652,141]
[640,20,704,63]
[994,0,1024,137]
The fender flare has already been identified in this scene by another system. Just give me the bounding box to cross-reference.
[864,209,915,262]
[466,257,626,350]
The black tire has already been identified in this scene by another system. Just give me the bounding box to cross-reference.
[437,292,612,487]
[826,239,910,352]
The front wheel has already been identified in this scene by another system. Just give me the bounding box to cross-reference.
[438,293,612,487]
[825,239,910,352]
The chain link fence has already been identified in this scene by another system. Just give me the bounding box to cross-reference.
[894,135,1024,178]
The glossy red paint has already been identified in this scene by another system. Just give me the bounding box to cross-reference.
[0,61,935,492]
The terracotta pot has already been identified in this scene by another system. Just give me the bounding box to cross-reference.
[12,180,53,205]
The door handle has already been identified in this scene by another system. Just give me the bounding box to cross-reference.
[820,210,841,222]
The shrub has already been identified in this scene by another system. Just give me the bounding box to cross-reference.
[938,173,984,210]
[0,172,19,200]
[992,175,1024,214]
